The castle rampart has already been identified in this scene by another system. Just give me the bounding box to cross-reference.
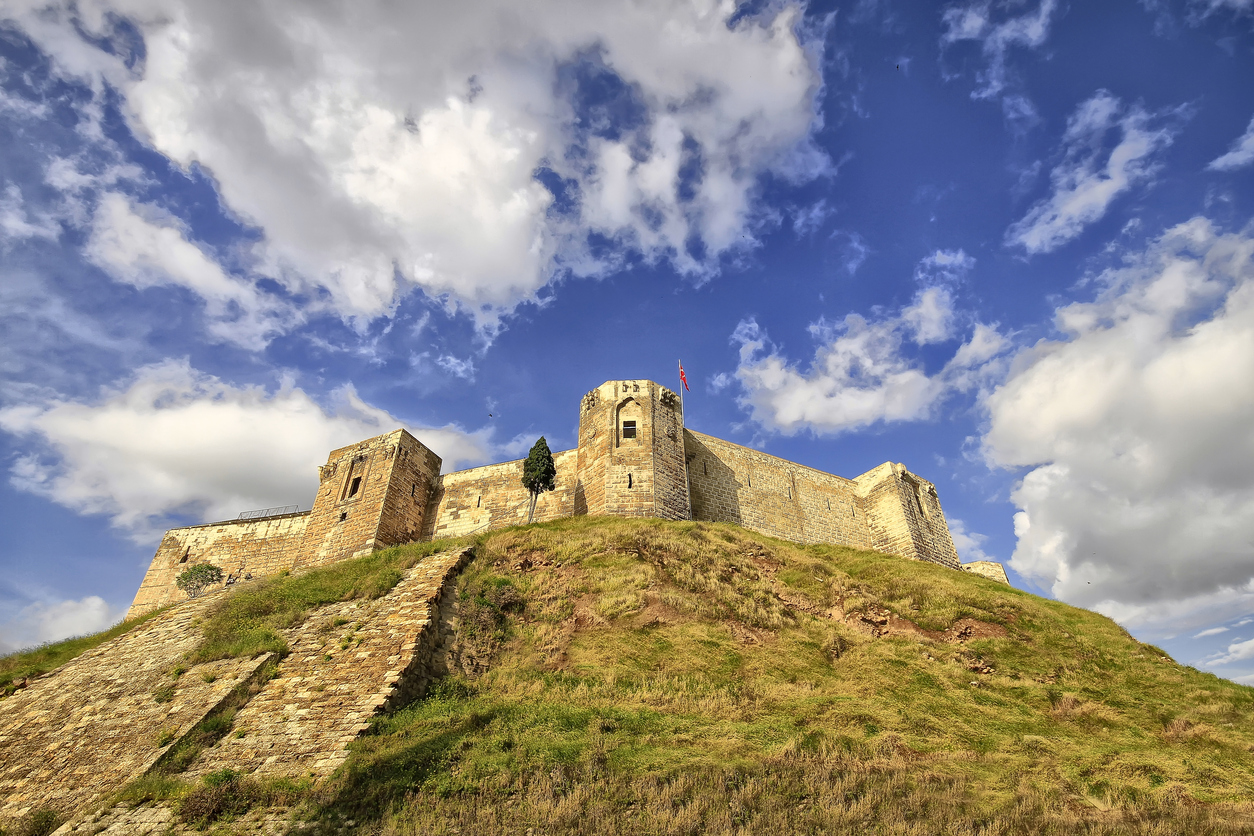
[126,377,981,619]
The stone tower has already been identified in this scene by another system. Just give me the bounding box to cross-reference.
[295,429,442,569]
[574,379,690,521]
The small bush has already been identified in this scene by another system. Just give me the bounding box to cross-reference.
[177,563,224,599]
[4,809,59,836]
[178,771,259,827]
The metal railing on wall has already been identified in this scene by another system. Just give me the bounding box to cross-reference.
[237,505,300,520]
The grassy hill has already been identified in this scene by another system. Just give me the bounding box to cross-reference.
[6,517,1254,834]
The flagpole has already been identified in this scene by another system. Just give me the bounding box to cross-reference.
[679,360,692,520]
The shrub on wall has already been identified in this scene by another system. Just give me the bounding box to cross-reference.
[176,564,224,599]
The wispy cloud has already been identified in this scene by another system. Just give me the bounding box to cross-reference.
[940,0,1059,101]
[1194,626,1230,638]
[1207,115,1254,172]
[1006,91,1183,255]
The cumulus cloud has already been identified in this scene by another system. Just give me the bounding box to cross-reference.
[983,218,1254,636]
[732,250,1007,434]
[0,360,494,540]
[86,193,298,349]
[1007,92,1182,255]
[0,595,122,655]
[1207,115,1254,172]
[940,0,1058,101]
[7,0,827,330]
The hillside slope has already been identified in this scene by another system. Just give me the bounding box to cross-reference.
[5,517,1254,835]
[319,517,1254,834]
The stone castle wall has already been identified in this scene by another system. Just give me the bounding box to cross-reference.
[855,463,960,570]
[425,448,580,540]
[685,430,873,550]
[127,377,979,620]
[126,512,310,620]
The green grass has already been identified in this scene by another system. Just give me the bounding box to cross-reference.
[188,536,470,664]
[299,517,1254,834]
[0,606,171,696]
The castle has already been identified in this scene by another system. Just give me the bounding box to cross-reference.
[128,378,1003,619]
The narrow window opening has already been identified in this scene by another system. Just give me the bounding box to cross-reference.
[411,483,417,498]
[826,499,831,511]
[747,474,752,488]
[622,420,637,439]
[477,495,481,508]
[703,461,708,476]
[347,476,362,498]
[339,511,348,522]
[627,473,633,488]
[179,549,190,564]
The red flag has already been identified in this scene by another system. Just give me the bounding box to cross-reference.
[679,361,690,392]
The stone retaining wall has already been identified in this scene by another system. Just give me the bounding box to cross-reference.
[3,547,474,830]
[186,547,472,779]
[0,591,272,824]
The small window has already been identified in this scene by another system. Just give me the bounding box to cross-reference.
[627,473,633,488]
[339,511,348,522]
[703,461,708,476]
[622,420,637,439]
[476,495,481,508]
[411,483,417,498]
[347,476,362,498]
[179,549,190,564]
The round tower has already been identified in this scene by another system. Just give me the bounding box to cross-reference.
[574,379,690,520]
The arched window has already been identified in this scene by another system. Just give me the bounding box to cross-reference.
[616,398,643,447]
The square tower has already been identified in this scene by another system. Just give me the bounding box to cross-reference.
[295,429,442,569]
[574,379,690,520]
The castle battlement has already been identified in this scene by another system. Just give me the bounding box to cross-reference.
[127,379,981,619]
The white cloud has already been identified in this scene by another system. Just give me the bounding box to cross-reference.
[0,595,122,655]
[0,360,495,540]
[707,372,734,394]
[983,218,1254,635]
[0,184,60,243]
[1193,0,1254,15]
[940,0,1058,100]
[949,518,995,564]
[436,354,476,381]
[1007,91,1181,255]
[1207,115,1254,172]
[1207,636,1254,666]
[86,193,298,350]
[731,250,1007,434]
[1194,626,1230,638]
[8,0,827,330]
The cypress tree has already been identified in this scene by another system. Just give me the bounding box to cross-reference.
[521,436,557,524]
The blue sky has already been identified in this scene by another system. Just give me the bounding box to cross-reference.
[2,0,1253,680]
